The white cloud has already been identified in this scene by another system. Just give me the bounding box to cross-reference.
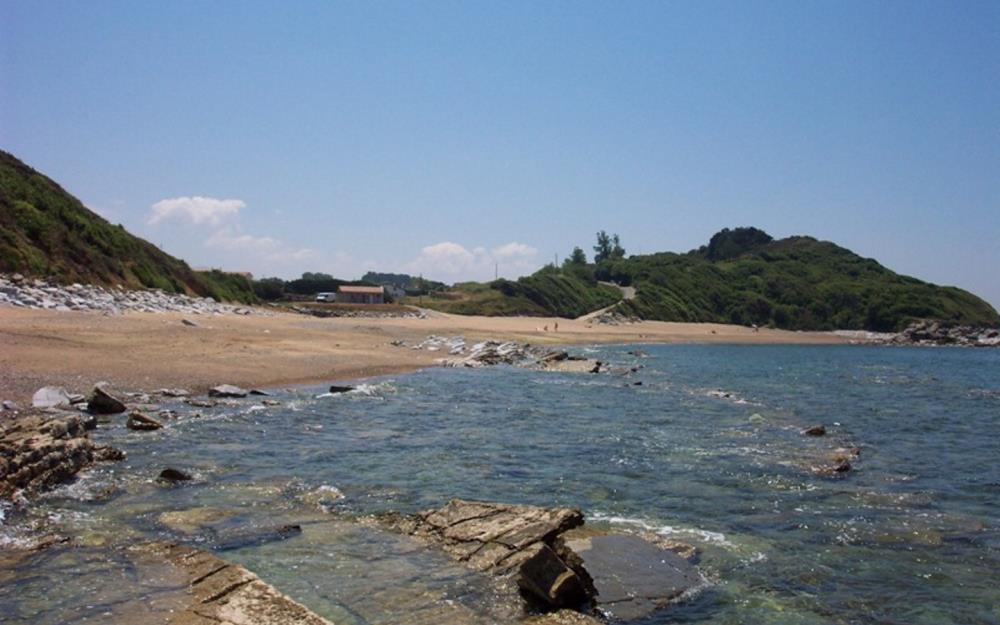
[403,241,541,281]
[148,196,245,226]
[203,227,318,264]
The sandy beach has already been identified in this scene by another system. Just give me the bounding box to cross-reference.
[0,306,846,403]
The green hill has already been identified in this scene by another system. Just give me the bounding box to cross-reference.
[429,227,999,331]
[0,150,256,303]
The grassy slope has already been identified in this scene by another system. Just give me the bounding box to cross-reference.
[0,150,256,303]
[609,236,999,331]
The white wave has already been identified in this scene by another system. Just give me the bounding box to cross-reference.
[587,511,733,547]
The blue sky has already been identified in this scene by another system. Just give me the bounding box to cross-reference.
[2,1,998,307]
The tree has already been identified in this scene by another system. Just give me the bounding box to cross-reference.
[300,271,334,281]
[594,231,612,263]
[567,246,587,265]
[594,231,625,263]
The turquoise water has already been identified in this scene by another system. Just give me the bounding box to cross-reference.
[2,344,999,624]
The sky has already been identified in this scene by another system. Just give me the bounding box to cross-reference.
[2,1,998,307]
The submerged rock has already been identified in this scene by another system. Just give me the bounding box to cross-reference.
[563,533,700,620]
[802,424,826,436]
[209,384,248,398]
[328,385,355,394]
[158,468,192,483]
[212,523,303,551]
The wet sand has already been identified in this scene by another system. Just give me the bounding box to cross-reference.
[0,306,846,403]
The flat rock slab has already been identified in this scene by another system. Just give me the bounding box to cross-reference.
[141,542,333,625]
[386,498,584,573]
[565,534,701,621]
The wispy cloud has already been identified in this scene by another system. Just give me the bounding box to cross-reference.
[204,226,318,264]
[148,196,245,226]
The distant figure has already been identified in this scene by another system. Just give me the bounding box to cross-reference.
[543,325,548,332]
[554,322,559,332]
[752,324,760,333]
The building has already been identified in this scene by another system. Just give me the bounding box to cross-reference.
[337,285,385,304]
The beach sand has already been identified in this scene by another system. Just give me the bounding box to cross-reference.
[0,306,846,403]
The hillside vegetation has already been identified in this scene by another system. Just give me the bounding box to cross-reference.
[0,151,256,303]
[427,227,999,331]
[602,229,999,331]
[416,271,621,318]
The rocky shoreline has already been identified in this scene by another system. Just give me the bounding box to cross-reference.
[0,273,262,316]
[836,320,1000,347]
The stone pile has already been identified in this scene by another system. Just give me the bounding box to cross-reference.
[0,274,261,316]
[397,336,599,371]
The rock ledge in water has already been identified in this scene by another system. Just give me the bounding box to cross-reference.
[138,542,333,625]
[0,413,124,499]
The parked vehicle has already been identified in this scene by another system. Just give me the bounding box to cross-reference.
[315,292,336,302]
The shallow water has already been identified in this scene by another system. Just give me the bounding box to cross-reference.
[2,344,999,624]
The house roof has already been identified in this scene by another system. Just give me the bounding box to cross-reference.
[337,285,384,294]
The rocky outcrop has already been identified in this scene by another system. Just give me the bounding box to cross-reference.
[139,542,334,625]
[866,321,1000,347]
[0,413,124,499]
[374,499,703,619]
[31,386,75,409]
[376,499,588,608]
[398,336,602,372]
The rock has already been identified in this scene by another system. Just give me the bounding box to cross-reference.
[261,399,281,406]
[518,543,590,608]
[157,388,189,397]
[185,398,217,408]
[158,468,192,482]
[589,361,603,374]
[86,385,127,414]
[1,414,124,499]
[32,386,72,409]
[139,542,334,625]
[212,523,303,551]
[209,384,248,398]
[376,499,587,611]
[126,412,163,431]
[159,507,236,534]
[539,351,570,363]
[564,533,701,620]
[802,424,826,436]
[328,385,355,394]
[2,400,16,411]
[249,389,272,396]
[181,318,199,327]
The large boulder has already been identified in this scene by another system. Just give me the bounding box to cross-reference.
[32,386,72,409]
[87,385,127,414]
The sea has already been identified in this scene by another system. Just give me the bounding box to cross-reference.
[1,343,998,625]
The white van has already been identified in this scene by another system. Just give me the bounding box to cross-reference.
[315,292,336,302]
